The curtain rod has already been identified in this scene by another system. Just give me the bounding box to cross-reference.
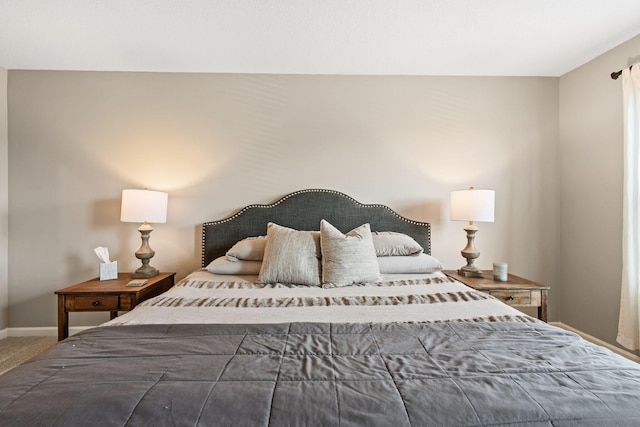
[611,64,634,80]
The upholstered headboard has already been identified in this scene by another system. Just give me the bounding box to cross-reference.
[202,189,431,267]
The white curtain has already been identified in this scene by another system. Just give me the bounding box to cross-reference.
[618,65,640,350]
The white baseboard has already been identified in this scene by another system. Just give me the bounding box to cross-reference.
[0,326,92,338]
[551,321,640,363]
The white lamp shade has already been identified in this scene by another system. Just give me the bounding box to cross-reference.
[120,189,168,223]
[450,188,495,222]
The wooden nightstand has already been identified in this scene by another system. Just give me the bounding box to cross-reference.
[55,272,176,341]
[443,270,549,322]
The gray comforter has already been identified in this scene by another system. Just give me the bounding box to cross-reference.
[1,321,639,426]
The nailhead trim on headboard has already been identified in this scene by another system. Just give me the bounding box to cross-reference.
[201,189,431,266]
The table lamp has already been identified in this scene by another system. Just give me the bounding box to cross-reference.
[120,189,168,278]
[450,187,495,278]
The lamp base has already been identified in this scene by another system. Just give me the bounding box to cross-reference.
[132,265,159,279]
[457,266,484,278]
[458,222,484,278]
[132,222,159,279]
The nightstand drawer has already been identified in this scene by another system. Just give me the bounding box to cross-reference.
[487,290,534,306]
[66,295,119,311]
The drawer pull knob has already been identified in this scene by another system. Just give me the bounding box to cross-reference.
[506,296,514,301]
[93,301,100,306]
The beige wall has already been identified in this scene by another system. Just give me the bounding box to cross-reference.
[4,36,640,349]
[558,34,640,351]
[0,66,7,331]
[7,72,559,328]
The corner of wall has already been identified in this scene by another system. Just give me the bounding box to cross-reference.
[0,66,8,331]
[557,33,640,349]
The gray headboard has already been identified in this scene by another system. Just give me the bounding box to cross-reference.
[202,189,431,267]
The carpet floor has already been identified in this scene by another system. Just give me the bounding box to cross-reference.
[0,336,57,375]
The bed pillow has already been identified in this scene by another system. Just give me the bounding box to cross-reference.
[257,223,321,286]
[207,257,262,275]
[226,231,424,260]
[320,219,381,287]
[226,236,267,261]
[371,231,424,256]
[377,253,443,274]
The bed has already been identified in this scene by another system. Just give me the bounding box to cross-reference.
[1,189,640,426]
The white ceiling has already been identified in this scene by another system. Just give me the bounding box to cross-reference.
[1,0,640,76]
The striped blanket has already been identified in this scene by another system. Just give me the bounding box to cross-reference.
[104,271,533,326]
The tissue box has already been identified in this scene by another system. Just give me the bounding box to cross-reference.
[99,261,118,281]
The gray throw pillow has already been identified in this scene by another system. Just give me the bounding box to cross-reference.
[372,231,424,256]
[226,236,267,261]
[257,223,321,286]
[320,219,381,287]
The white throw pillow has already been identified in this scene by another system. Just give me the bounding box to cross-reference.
[320,219,381,287]
[377,253,443,274]
[257,223,321,286]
